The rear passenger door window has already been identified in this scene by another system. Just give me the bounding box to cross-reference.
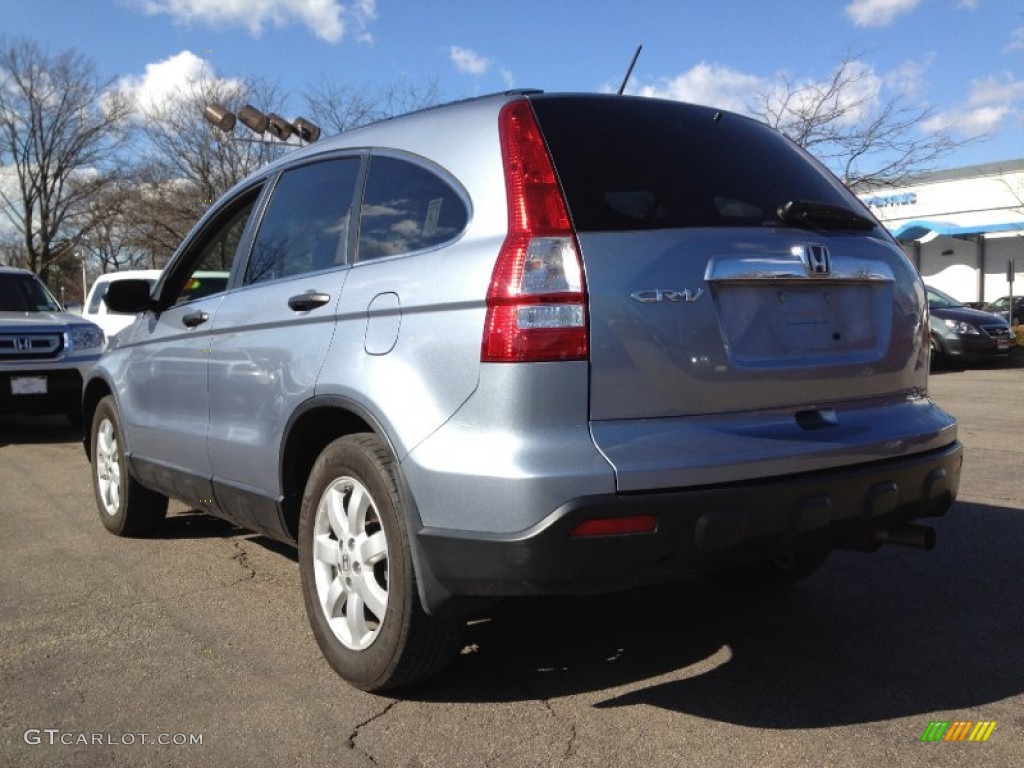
[356,155,468,261]
[245,158,360,286]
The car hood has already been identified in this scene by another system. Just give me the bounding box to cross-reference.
[929,305,1007,325]
[0,310,89,330]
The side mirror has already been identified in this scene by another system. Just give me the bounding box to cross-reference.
[103,279,154,313]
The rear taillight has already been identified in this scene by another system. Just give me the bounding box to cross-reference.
[481,99,588,363]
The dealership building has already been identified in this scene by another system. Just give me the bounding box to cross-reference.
[859,158,1024,305]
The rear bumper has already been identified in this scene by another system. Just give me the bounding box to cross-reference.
[416,442,962,597]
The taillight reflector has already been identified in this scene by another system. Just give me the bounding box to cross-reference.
[569,515,658,538]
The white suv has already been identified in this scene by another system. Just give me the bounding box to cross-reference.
[82,270,162,341]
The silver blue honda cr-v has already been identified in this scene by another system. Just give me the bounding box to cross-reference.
[84,91,962,691]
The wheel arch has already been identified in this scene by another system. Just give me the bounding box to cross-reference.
[279,397,385,542]
[279,395,481,618]
[81,375,115,460]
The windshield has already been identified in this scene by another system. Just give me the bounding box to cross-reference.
[0,273,62,312]
[926,287,964,309]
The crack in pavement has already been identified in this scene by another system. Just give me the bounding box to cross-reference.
[347,698,399,765]
[540,696,578,763]
[499,669,579,764]
[231,540,256,582]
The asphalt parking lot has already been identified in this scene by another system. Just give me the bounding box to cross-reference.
[1,365,1021,768]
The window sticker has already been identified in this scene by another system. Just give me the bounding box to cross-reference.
[423,198,443,237]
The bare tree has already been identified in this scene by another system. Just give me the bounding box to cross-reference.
[0,37,133,284]
[750,51,973,191]
[303,76,442,136]
[126,71,285,265]
[77,178,151,273]
[119,71,441,268]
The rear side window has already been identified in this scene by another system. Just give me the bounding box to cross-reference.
[530,96,863,232]
[357,156,468,261]
[245,157,360,286]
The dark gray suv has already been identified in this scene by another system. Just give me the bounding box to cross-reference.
[84,91,962,691]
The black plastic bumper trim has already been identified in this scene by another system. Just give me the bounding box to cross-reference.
[415,442,962,597]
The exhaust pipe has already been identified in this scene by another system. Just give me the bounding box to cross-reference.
[871,524,936,550]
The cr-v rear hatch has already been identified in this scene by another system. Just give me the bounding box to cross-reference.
[527,95,947,490]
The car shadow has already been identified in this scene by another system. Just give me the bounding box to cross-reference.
[152,510,247,540]
[0,413,82,446]
[156,509,299,563]
[405,500,1023,729]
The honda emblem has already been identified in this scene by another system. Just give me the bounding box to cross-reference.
[802,245,831,276]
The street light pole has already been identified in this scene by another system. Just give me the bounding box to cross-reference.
[79,251,87,305]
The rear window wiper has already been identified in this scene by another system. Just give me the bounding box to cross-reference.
[776,200,877,232]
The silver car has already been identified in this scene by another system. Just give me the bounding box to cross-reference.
[83,91,962,691]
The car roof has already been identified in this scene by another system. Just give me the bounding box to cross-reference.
[93,269,163,282]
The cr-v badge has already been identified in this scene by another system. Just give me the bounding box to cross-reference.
[629,288,705,303]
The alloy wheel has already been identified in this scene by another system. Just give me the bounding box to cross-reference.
[311,476,390,651]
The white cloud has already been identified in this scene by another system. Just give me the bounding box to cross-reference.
[844,0,920,27]
[449,46,490,76]
[922,73,1024,137]
[1006,27,1024,53]
[956,0,979,8]
[634,58,882,127]
[923,105,1009,136]
[884,55,934,98]
[634,62,765,114]
[129,0,374,44]
[114,50,240,116]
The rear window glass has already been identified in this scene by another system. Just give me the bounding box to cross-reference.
[530,96,862,232]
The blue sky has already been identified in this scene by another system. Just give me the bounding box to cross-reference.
[2,0,1023,171]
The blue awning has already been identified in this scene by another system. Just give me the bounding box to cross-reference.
[891,219,1024,241]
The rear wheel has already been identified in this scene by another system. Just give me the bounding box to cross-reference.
[298,434,464,692]
[91,395,168,536]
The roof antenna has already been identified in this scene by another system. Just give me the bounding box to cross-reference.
[617,45,642,95]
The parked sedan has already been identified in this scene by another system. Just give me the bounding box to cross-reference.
[927,286,1013,364]
[983,295,1024,326]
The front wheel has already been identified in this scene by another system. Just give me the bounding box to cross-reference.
[298,434,464,692]
[91,395,168,536]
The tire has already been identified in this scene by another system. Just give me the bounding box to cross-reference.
[91,395,168,536]
[709,548,831,589]
[298,434,464,692]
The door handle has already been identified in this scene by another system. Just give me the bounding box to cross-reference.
[182,310,209,328]
[288,291,332,312]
